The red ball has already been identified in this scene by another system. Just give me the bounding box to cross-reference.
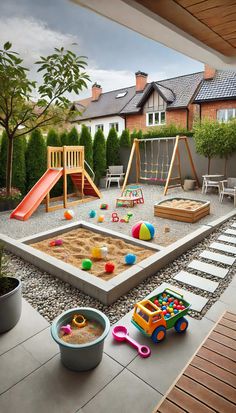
[162,310,167,315]
[174,299,179,305]
[105,262,115,273]
[154,299,159,306]
[181,305,185,310]
[177,305,181,310]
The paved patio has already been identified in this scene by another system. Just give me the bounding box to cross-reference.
[0,275,235,413]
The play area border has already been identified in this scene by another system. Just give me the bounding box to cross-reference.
[1,210,235,304]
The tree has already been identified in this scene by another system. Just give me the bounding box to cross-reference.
[79,125,93,172]
[0,42,89,195]
[67,127,79,146]
[26,129,46,191]
[93,128,106,184]
[106,127,120,166]
[60,130,68,146]
[46,129,61,147]
[193,120,220,174]
[120,129,130,147]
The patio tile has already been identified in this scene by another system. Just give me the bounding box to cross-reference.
[218,283,236,311]
[79,369,161,413]
[174,270,219,292]
[0,299,49,356]
[188,259,228,278]
[0,353,123,413]
[225,228,236,236]
[0,344,40,395]
[218,234,236,244]
[127,316,214,395]
[205,300,233,323]
[22,327,58,365]
[210,242,236,255]
[200,250,235,265]
[231,223,236,228]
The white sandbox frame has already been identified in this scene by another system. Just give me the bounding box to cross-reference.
[1,210,236,304]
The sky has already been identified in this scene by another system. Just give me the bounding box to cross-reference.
[0,0,203,100]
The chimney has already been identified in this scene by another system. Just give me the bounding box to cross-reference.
[135,71,148,92]
[92,82,102,101]
[204,64,216,80]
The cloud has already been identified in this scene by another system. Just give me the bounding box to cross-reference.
[0,16,80,68]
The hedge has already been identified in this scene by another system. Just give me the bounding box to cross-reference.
[26,129,46,191]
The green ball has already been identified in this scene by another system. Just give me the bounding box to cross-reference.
[81,259,92,271]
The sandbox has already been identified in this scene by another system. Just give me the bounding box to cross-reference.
[154,198,210,223]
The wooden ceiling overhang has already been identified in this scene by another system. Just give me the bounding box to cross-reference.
[133,0,236,57]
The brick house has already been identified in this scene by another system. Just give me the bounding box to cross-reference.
[72,66,236,136]
[194,66,236,123]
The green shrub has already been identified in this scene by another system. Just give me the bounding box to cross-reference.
[79,125,93,172]
[130,129,143,144]
[67,127,79,146]
[106,127,120,166]
[143,123,190,140]
[12,136,27,195]
[46,129,61,147]
[93,128,106,184]
[60,130,68,146]
[26,129,46,191]
[0,131,7,188]
[120,129,130,148]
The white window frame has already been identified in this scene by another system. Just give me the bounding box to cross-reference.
[109,122,119,132]
[146,111,166,126]
[95,124,104,132]
[217,108,236,122]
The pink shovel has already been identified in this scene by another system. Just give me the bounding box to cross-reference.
[112,325,151,358]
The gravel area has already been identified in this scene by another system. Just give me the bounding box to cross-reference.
[0,185,234,246]
[5,216,236,325]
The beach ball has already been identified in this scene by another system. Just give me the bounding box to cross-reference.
[89,210,96,218]
[64,209,74,220]
[131,221,155,241]
[125,253,137,265]
[81,259,92,271]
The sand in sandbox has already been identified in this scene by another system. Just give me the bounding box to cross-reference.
[160,199,204,211]
[59,319,104,345]
[31,228,154,281]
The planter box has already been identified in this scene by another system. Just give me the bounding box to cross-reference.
[154,198,210,223]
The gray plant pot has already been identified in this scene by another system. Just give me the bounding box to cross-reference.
[184,179,196,191]
[0,277,22,333]
[51,307,110,371]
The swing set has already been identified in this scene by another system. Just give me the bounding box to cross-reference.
[122,135,199,195]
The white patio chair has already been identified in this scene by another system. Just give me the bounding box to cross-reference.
[202,174,223,194]
[219,178,236,207]
[105,166,125,189]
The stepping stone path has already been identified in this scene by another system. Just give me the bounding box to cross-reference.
[210,242,236,255]
[174,271,219,293]
[225,228,236,236]
[200,250,235,265]
[188,259,228,279]
[171,221,236,313]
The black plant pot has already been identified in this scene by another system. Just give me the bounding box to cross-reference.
[0,199,20,212]
[0,277,22,333]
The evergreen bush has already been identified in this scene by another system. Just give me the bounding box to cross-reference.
[93,128,106,184]
[12,136,27,195]
[120,129,130,147]
[106,127,120,166]
[60,130,68,146]
[143,123,190,140]
[46,129,61,147]
[0,131,8,188]
[26,129,46,191]
[79,125,93,172]
[67,127,79,146]
[130,129,143,144]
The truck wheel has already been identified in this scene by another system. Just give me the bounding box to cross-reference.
[174,317,188,333]
[151,326,166,344]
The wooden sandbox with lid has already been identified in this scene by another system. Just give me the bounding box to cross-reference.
[154,198,210,223]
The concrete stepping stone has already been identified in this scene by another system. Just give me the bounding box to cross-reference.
[210,242,236,255]
[218,234,236,245]
[174,271,219,293]
[231,223,236,228]
[188,259,228,279]
[225,228,236,236]
[200,250,235,266]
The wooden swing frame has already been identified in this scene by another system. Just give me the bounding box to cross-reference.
[122,136,199,195]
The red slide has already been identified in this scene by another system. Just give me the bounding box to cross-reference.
[10,168,63,221]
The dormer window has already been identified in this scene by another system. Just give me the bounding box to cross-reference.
[116,91,127,98]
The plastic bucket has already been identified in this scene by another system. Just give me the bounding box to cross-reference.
[51,307,110,371]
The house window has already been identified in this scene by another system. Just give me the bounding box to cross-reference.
[95,124,104,132]
[146,111,166,126]
[217,108,236,122]
[109,122,119,132]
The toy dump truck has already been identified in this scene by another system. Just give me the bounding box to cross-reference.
[132,288,191,343]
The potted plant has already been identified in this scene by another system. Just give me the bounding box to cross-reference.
[0,243,22,333]
[51,307,110,371]
[0,187,22,212]
[183,176,196,191]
